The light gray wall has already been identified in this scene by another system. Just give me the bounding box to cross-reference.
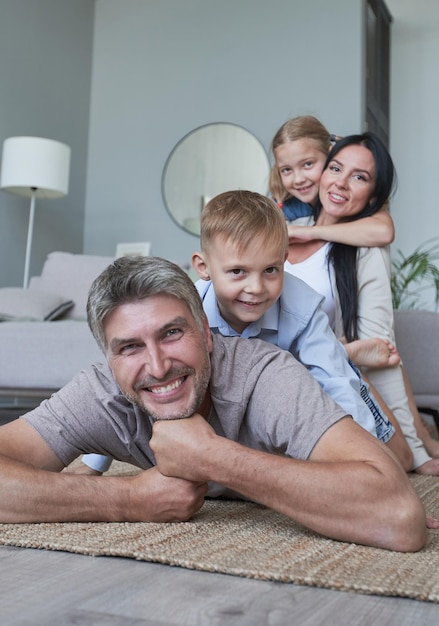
[387,0,439,279]
[0,0,94,287]
[5,1,435,300]
[85,0,364,266]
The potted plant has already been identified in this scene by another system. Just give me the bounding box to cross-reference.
[391,237,439,310]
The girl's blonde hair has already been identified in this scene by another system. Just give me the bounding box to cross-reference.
[269,115,334,203]
[200,190,288,256]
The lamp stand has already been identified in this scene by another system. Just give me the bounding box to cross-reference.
[23,188,37,289]
[0,137,71,288]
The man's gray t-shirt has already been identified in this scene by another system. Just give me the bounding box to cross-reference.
[24,334,348,494]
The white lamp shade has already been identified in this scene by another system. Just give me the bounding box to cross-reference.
[0,136,71,199]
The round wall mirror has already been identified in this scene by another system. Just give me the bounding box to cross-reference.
[162,122,270,236]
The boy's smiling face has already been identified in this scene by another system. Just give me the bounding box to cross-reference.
[197,235,286,334]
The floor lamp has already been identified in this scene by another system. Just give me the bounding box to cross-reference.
[0,136,71,288]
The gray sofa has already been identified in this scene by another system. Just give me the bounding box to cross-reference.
[394,308,439,430]
[0,251,114,408]
[2,255,437,431]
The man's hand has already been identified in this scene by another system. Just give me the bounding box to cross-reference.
[150,414,217,482]
[128,466,208,522]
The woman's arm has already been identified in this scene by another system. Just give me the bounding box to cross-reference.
[288,209,394,247]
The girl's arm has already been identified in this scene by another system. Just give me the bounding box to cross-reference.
[288,209,394,247]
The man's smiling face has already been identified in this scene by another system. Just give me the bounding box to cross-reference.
[105,294,212,420]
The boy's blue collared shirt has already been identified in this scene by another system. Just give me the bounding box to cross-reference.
[195,274,379,438]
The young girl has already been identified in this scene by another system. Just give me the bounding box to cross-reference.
[272,126,439,473]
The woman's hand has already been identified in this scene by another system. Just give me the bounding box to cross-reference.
[288,224,317,244]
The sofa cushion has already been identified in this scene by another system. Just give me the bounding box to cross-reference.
[0,320,104,390]
[0,287,74,321]
[29,251,115,320]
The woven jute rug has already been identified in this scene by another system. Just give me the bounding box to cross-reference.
[0,461,438,603]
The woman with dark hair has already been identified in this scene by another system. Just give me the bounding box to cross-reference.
[311,132,396,343]
[284,132,439,475]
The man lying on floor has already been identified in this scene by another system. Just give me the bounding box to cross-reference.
[0,256,427,552]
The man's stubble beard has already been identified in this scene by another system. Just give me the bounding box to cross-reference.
[124,352,211,421]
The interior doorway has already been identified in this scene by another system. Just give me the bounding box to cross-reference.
[365,0,392,147]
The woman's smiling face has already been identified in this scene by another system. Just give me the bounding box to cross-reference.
[318,144,376,224]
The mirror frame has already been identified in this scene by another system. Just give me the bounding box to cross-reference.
[161,122,270,236]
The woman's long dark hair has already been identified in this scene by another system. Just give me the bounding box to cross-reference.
[313,132,396,341]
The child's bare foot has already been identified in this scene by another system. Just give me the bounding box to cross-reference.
[414,415,439,457]
[421,416,438,439]
[344,337,400,369]
[421,434,439,459]
[426,515,439,529]
[415,458,439,475]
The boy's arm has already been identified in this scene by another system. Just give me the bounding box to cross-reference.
[288,209,394,247]
[292,303,378,437]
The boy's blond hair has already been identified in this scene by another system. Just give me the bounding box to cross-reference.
[200,190,288,256]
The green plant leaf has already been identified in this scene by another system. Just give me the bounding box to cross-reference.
[391,237,439,310]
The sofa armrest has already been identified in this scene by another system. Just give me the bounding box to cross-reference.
[394,309,439,419]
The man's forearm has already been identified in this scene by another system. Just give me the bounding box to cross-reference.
[0,455,134,523]
[151,417,426,552]
[205,438,423,549]
[0,456,207,523]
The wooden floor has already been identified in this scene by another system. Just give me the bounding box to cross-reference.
[0,409,438,624]
[0,544,438,626]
